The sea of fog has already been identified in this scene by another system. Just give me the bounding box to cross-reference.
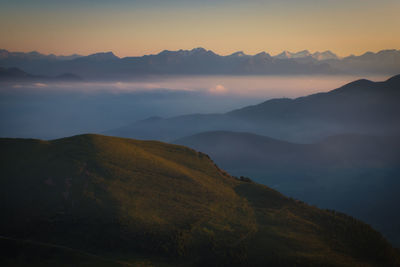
[0,75,389,139]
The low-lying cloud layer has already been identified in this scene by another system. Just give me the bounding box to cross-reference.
[0,74,390,140]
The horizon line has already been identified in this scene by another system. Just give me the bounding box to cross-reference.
[1,47,399,59]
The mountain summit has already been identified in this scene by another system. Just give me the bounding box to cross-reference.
[312,50,338,60]
[83,51,119,61]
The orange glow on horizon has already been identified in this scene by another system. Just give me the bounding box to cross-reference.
[0,1,399,58]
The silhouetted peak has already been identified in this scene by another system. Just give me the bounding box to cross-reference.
[86,51,119,60]
[255,51,268,56]
[385,74,400,86]
[344,49,400,60]
[0,67,32,78]
[275,50,312,59]
[348,78,374,86]
[229,51,248,57]
[189,47,216,56]
[334,78,375,93]
[27,51,41,56]
[254,52,272,58]
[158,49,172,55]
[190,47,207,53]
[275,50,292,59]
[292,50,311,58]
[158,47,216,57]
[361,51,375,57]
[377,49,398,55]
[312,50,338,60]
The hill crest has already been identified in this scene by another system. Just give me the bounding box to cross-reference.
[1,134,399,266]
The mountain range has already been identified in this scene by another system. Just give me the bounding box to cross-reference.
[274,50,337,60]
[106,74,400,143]
[0,67,82,82]
[1,134,399,266]
[0,49,81,61]
[0,48,399,79]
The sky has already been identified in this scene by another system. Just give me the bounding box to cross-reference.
[0,0,399,57]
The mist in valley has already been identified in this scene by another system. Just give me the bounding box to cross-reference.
[0,74,389,140]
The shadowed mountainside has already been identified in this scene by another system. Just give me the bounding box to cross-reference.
[107,74,400,143]
[0,236,128,267]
[174,131,400,246]
[1,134,399,266]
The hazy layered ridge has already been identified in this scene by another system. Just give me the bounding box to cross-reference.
[107,75,400,143]
[175,131,400,246]
[1,74,388,140]
[0,67,82,82]
[1,134,399,266]
[0,85,257,140]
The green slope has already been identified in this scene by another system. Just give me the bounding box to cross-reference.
[0,134,399,266]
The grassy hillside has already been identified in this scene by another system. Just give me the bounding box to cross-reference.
[174,131,400,246]
[0,236,130,267]
[1,134,399,266]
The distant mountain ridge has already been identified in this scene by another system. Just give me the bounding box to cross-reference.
[0,67,35,79]
[0,67,82,82]
[228,74,400,121]
[0,48,399,79]
[0,49,82,61]
[106,74,400,143]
